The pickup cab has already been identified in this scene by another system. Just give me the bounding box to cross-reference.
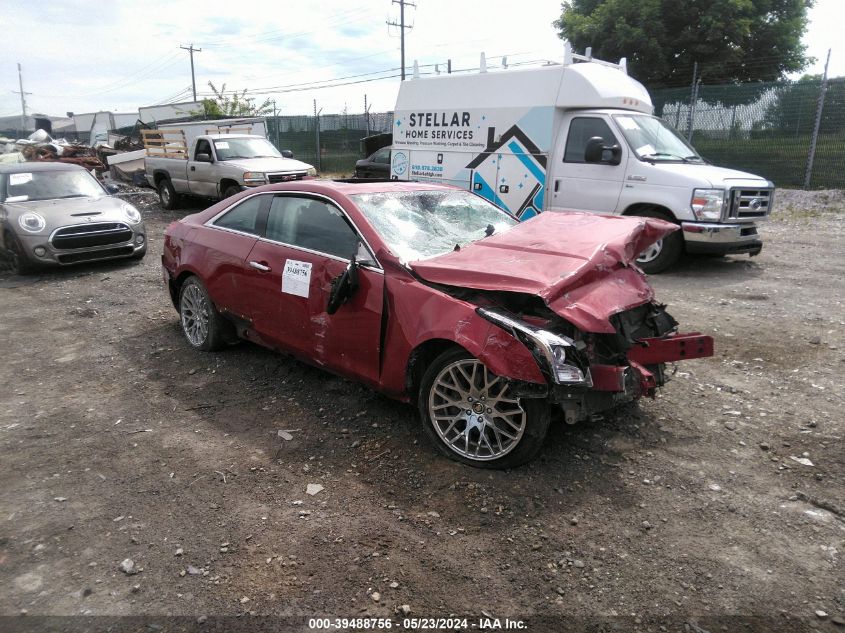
[143,131,316,209]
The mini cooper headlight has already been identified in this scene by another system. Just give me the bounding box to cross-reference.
[122,203,142,224]
[18,212,46,233]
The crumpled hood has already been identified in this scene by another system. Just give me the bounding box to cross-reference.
[224,156,314,173]
[409,212,677,333]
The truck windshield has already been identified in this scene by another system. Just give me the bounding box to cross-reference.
[1,169,105,202]
[212,138,281,160]
[351,190,517,262]
[612,114,702,162]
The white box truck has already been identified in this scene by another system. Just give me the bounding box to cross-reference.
[390,47,774,273]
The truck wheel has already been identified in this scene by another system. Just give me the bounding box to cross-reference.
[158,178,179,210]
[632,209,683,274]
[418,348,550,469]
[222,185,241,199]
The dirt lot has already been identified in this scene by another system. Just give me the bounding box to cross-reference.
[1,187,843,632]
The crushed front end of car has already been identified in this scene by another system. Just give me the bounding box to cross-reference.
[409,211,714,423]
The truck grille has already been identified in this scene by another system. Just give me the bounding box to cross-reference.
[51,223,134,250]
[727,188,773,221]
[267,173,305,184]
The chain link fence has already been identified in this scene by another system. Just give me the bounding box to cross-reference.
[265,111,394,175]
[652,77,845,189]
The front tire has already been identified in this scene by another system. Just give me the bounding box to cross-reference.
[222,185,241,199]
[632,209,683,274]
[178,277,227,351]
[5,232,36,275]
[418,348,550,469]
[158,178,179,210]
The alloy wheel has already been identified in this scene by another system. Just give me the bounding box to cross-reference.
[637,239,663,264]
[427,358,526,461]
[180,284,210,346]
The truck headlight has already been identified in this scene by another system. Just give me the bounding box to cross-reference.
[243,171,266,186]
[122,203,142,224]
[691,189,726,221]
[477,307,591,386]
[18,212,46,233]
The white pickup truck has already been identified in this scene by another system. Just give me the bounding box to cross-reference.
[143,131,316,209]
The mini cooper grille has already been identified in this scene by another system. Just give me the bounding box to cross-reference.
[56,246,135,264]
[51,223,133,250]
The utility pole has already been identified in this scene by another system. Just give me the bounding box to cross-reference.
[180,44,202,101]
[13,63,32,132]
[387,0,415,80]
[686,61,700,144]
[271,99,280,150]
[804,48,832,190]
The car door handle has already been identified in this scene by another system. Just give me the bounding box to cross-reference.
[249,261,271,272]
[553,180,560,193]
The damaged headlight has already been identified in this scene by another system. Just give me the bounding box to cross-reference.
[477,307,591,386]
[690,188,726,222]
[18,212,46,233]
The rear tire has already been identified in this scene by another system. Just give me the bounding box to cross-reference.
[631,209,683,274]
[417,348,550,469]
[178,277,228,351]
[158,178,179,210]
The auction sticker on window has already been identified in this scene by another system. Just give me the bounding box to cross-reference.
[9,173,32,185]
[282,259,312,298]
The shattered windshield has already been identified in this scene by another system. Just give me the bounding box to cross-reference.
[1,170,105,202]
[212,137,281,160]
[612,114,703,162]
[351,190,517,262]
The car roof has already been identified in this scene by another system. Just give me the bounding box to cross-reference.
[256,179,461,196]
[0,161,87,174]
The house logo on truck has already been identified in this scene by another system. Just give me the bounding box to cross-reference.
[466,125,547,220]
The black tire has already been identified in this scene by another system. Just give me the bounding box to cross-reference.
[5,232,36,275]
[178,277,229,352]
[158,178,179,210]
[631,209,683,274]
[222,185,241,199]
[417,348,551,469]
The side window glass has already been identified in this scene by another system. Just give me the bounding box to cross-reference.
[213,195,264,235]
[564,118,617,163]
[266,196,360,260]
[195,139,211,159]
[374,148,390,163]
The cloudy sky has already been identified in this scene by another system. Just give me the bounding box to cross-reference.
[1,0,842,120]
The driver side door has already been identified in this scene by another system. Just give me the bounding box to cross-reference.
[244,194,385,385]
[550,115,627,214]
[188,138,218,198]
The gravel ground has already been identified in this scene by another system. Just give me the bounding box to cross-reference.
[0,185,843,632]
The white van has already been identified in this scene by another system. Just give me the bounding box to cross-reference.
[390,47,774,273]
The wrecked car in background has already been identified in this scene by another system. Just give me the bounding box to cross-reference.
[0,163,146,274]
[162,181,713,468]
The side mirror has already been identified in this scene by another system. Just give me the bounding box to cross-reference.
[281,150,294,159]
[195,152,212,163]
[327,256,360,315]
[105,184,120,194]
[584,136,622,165]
